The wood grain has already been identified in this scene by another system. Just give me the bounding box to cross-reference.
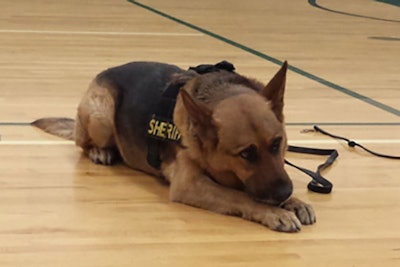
[1,0,399,266]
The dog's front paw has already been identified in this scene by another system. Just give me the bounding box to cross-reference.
[88,147,119,165]
[281,197,316,225]
[261,209,302,233]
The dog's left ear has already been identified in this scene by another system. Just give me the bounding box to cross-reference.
[260,61,288,122]
[179,89,218,146]
[179,89,213,126]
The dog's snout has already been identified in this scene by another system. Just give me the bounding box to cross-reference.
[272,179,293,204]
[246,176,293,206]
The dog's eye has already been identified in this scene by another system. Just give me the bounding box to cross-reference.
[270,137,282,154]
[239,145,259,163]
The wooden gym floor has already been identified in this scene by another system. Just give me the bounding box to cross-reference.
[1,0,399,266]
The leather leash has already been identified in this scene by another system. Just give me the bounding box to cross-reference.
[286,125,400,194]
[285,146,337,194]
[313,125,400,160]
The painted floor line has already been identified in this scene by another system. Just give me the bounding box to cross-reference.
[0,141,74,145]
[127,0,400,117]
[1,139,400,146]
[0,29,203,37]
[308,0,400,23]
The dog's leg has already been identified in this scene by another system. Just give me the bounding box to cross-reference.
[281,197,316,225]
[74,81,120,165]
[170,173,302,232]
[168,157,303,232]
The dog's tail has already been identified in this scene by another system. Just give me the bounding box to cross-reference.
[31,117,75,140]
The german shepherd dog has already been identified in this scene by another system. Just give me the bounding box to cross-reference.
[33,61,316,232]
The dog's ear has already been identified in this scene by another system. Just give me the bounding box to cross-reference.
[180,89,212,125]
[260,61,288,122]
[179,89,218,146]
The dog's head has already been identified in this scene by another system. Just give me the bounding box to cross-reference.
[177,62,291,206]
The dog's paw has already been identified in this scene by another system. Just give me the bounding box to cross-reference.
[88,147,118,165]
[262,209,302,233]
[281,197,316,225]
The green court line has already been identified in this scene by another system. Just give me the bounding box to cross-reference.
[127,0,400,117]
[369,36,400,41]
[375,0,400,7]
[308,0,400,23]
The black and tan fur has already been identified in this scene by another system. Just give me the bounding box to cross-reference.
[33,61,316,232]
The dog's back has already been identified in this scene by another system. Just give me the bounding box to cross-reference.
[33,62,185,174]
[95,62,186,173]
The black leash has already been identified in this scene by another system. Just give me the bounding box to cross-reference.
[285,146,338,194]
[313,125,400,160]
[286,125,400,194]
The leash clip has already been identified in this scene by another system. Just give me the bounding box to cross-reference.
[300,128,316,134]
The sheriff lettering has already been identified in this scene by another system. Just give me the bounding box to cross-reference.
[148,118,181,142]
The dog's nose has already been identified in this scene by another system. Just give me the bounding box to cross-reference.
[272,179,293,204]
[246,177,293,206]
